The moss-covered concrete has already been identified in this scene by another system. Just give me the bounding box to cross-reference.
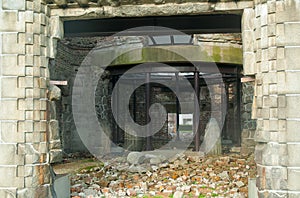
[109,44,242,66]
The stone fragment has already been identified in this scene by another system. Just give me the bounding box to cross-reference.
[173,190,183,197]
[201,118,222,155]
[127,152,144,164]
[49,84,61,101]
[236,181,245,188]
[128,165,147,173]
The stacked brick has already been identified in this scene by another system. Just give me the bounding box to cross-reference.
[243,0,300,196]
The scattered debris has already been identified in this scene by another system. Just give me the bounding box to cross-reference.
[70,152,256,198]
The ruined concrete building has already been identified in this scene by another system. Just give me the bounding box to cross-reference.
[0,0,299,197]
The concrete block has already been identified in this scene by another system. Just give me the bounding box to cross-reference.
[257,142,287,166]
[261,26,268,49]
[256,164,287,190]
[276,0,300,23]
[262,85,269,96]
[260,4,268,26]
[287,144,300,166]
[1,77,25,98]
[0,100,25,120]
[268,60,276,71]
[286,96,300,119]
[17,165,33,177]
[256,49,262,62]
[0,55,25,76]
[18,121,33,133]
[267,23,276,38]
[287,121,300,142]
[263,72,277,84]
[50,16,64,39]
[24,11,34,23]
[284,23,300,46]
[283,72,300,94]
[269,108,277,118]
[268,47,276,60]
[288,168,300,190]
[243,52,255,75]
[267,0,276,13]
[18,77,33,88]
[277,72,286,94]
[0,11,25,32]
[26,1,33,11]
[49,120,59,141]
[50,149,63,163]
[17,185,51,198]
[2,33,25,54]
[0,166,24,188]
[243,30,254,52]
[2,0,25,10]
[263,96,277,108]
[0,144,24,165]
[277,47,285,60]
[33,0,41,13]
[255,4,261,18]
[0,188,17,198]
[276,23,285,47]
[268,36,276,48]
[49,140,62,150]
[258,191,287,198]
[276,0,284,12]
[242,8,254,31]
[285,47,300,70]
[269,84,277,95]
[288,192,300,198]
[18,99,34,111]
[1,121,24,143]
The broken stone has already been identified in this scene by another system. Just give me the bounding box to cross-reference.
[128,164,147,173]
[201,118,222,155]
[49,84,61,101]
[236,181,245,188]
[127,152,145,164]
[218,171,229,180]
[173,191,184,198]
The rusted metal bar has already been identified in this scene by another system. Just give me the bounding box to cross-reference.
[50,80,68,85]
[241,76,255,83]
[146,73,153,151]
[235,68,242,145]
[175,72,180,141]
[133,80,137,122]
[194,71,200,151]
[114,76,120,143]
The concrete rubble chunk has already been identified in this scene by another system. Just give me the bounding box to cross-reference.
[49,84,61,101]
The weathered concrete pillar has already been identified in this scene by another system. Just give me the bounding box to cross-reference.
[0,0,52,197]
[243,0,300,196]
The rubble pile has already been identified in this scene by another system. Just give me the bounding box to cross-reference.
[70,152,256,198]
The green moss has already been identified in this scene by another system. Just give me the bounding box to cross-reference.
[109,45,242,66]
[212,46,221,62]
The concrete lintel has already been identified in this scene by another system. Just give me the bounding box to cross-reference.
[49,2,252,20]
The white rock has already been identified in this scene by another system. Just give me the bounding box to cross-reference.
[127,152,145,164]
[173,191,184,198]
[236,181,245,188]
